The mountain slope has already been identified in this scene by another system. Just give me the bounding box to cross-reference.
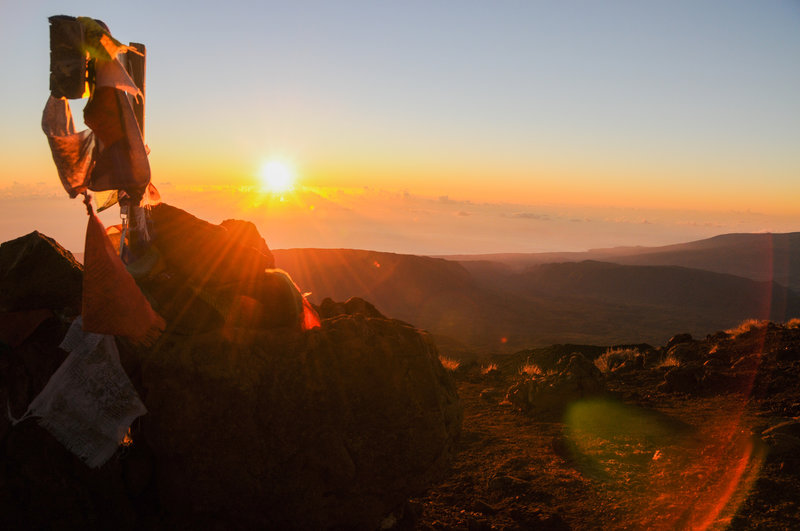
[516,260,798,320]
[275,248,800,355]
[444,232,800,290]
[609,233,800,289]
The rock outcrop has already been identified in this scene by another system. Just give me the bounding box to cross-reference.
[0,220,462,530]
[0,231,82,314]
[506,353,606,416]
[128,313,461,529]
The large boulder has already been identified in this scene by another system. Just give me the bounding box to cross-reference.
[0,223,462,530]
[128,313,461,529]
[149,203,275,288]
[317,296,386,319]
[219,218,274,260]
[1,305,461,530]
[0,231,82,314]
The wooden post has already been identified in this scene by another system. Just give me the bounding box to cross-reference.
[122,42,147,259]
[125,42,146,139]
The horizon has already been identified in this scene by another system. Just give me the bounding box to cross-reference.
[4,180,800,257]
[1,1,799,254]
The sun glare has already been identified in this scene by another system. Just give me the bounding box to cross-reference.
[259,160,296,193]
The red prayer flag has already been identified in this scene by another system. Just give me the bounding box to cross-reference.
[82,213,165,345]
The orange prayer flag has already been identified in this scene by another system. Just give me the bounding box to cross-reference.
[82,213,165,345]
[301,297,321,330]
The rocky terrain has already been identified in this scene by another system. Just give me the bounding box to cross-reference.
[0,224,461,530]
[273,246,800,354]
[2,218,799,530]
[410,320,800,530]
[442,232,800,291]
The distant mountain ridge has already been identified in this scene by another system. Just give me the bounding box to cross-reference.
[274,239,800,356]
[440,232,800,291]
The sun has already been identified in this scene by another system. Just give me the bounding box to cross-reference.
[259,160,296,193]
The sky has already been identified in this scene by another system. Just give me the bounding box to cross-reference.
[1,1,799,255]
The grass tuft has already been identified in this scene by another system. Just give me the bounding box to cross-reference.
[519,359,544,377]
[656,351,681,369]
[481,363,498,375]
[726,319,768,338]
[439,355,460,371]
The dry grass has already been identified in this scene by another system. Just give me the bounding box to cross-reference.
[594,347,640,373]
[519,359,544,377]
[481,363,499,375]
[726,319,769,338]
[656,351,681,369]
[439,355,461,371]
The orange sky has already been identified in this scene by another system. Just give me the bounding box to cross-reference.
[1,2,799,253]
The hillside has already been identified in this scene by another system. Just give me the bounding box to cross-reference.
[274,248,800,355]
[515,261,798,321]
[443,232,800,290]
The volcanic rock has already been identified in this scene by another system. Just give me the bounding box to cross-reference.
[149,203,275,287]
[0,223,462,530]
[128,312,461,529]
[1,302,461,530]
[665,333,693,350]
[0,231,82,313]
[317,296,386,319]
[666,341,702,364]
[219,218,274,261]
[506,353,605,416]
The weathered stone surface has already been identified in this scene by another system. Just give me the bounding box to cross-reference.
[129,313,461,529]
[1,308,461,530]
[0,224,462,529]
[665,333,693,350]
[149,203,275,288]
[220,218,274,265]
[0,312,147,530]
[666,342,702,364]
[0,231,82,313]
[317,296,386,319]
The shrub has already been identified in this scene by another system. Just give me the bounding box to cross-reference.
[726,319,768,338]
[481,363,498,375]
[519,359,544,377]
[787,318,800,330]
[439,355,460,371]
[655,351,681,369]
[594,347,640,373]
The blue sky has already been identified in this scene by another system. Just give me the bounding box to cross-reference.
[1,1,799,253]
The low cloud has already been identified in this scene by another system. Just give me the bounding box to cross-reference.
[4,183,799,256]
[511,212,549,220]
[0,181,63,200]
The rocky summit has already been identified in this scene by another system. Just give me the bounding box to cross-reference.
[3,211,800,530]
[0,217,462,530]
